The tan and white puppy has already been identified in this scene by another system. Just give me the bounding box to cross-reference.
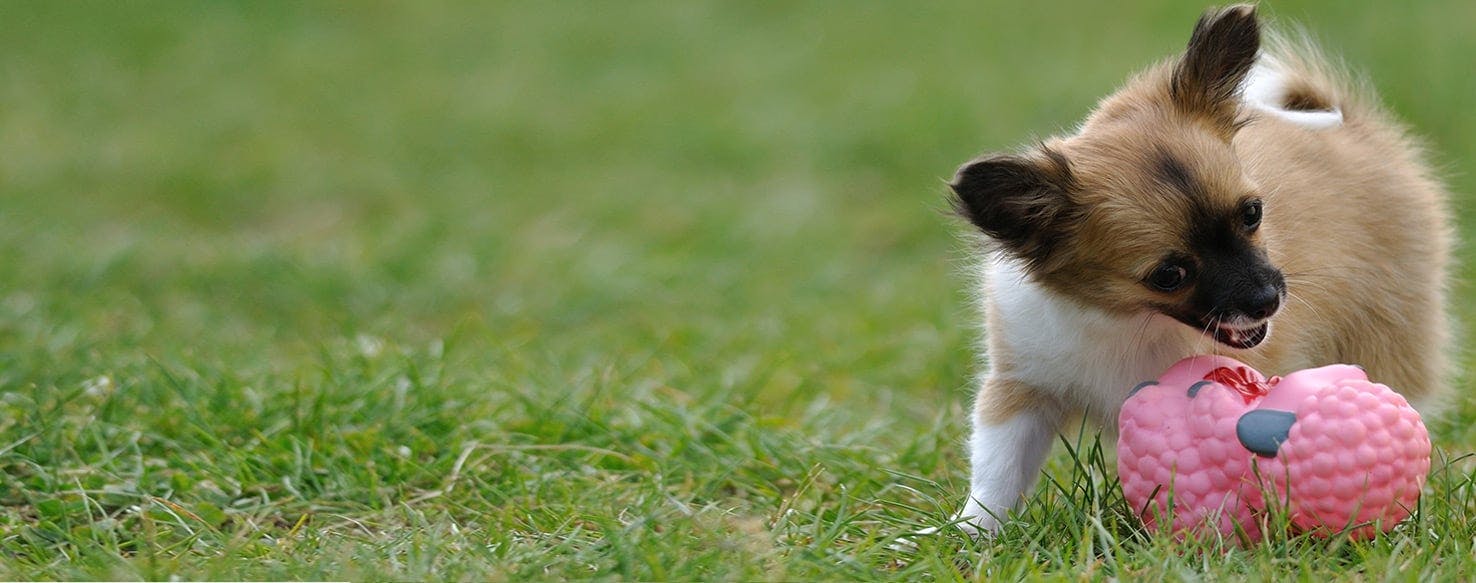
[949,5,1453,535]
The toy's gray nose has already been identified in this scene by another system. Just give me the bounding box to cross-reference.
[1236,409,1297,457]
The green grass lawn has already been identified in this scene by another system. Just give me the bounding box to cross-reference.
[2,1,1474,580]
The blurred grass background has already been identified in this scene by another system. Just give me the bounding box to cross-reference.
[0,1,1472,579]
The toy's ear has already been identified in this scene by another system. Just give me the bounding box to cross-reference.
[949,149,1078,268]
[1236,409,1296,457]
[1170,4,1260,137]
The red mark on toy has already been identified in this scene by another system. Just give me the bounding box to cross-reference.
[1204,366,1280,404]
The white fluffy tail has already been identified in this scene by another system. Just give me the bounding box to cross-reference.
[1242,55,1344,129]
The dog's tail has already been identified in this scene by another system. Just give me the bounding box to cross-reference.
[1242,27,1375,129]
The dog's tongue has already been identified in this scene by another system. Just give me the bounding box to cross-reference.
[1204,366,1279,404]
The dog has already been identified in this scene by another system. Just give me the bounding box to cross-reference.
[947,5,1453,536]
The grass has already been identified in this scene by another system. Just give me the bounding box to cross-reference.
[1,0,1474,579]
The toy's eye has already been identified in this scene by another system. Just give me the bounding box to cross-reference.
[1242,199,1263,230]
[1147,262,1190,292]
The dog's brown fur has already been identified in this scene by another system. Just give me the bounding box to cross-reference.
[956,5,1452,411]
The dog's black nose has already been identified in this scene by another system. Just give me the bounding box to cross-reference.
[1242,284,1281,320]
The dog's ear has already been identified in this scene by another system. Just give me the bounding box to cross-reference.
[1170,4,1260,136]
[950,150,1078,268]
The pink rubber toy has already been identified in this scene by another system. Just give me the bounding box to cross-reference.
[1118,355,1430,541]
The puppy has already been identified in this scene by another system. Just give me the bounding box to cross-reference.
[948,5,1453,535]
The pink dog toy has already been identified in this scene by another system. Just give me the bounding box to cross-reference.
[1118,355,1430,541]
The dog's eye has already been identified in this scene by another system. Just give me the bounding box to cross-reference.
[1147,263,1190,292]
[1242,199,1263,230]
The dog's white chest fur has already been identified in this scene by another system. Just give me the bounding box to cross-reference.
[983,257,1205,424]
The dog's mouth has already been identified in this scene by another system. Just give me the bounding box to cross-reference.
[1209,320,1270,349]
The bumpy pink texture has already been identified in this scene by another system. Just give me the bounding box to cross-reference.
[1117,356,1430,541]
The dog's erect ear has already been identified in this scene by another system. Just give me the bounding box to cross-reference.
[950,150,1078,268]
[1171,4,1260,134]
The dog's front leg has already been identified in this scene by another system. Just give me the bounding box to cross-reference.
[957,377,1065,536]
